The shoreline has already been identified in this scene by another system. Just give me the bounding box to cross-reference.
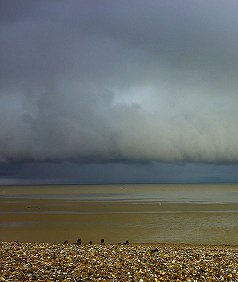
[0,240,238,249]
[1,197,238,245]
[1,241,238,281]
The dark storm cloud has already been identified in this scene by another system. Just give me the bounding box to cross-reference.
[1,0,238,164]
[1,161,238,185]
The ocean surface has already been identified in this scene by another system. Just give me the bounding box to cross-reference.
[0,184,238,245]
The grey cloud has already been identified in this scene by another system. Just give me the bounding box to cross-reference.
[1,1,238,164]
[1,161,238,184]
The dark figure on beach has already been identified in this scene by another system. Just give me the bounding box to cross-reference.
[63,240,68,244]
[89,241,92,245]
[125,240,129,245]
[151,248,159,253]
[101,239,105,244]
[76,238,81,245]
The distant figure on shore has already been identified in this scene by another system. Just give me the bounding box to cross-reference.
[151,248,159,253]
[101,239,105,244]
[89,241,92,245]
[63,240,68,244]
[125,240,129,245]
[76,238,81,245]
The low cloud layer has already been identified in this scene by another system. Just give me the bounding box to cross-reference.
[1,1,238,164]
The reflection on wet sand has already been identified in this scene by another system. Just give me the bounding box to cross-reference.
[1,197,238,244]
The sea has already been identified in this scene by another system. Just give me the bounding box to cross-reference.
[0,183,238,245]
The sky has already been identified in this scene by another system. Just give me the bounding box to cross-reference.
[1,0,238,184]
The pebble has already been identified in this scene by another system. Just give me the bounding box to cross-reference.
[0,242,238,281]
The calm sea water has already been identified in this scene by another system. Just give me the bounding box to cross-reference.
[0,184,238,244]
[1,183,238,203]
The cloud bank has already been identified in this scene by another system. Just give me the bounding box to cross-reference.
[1,0,238,164]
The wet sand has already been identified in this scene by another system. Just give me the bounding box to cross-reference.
[1,185,238,280]
[1,198,238,244]
[1,241,238,281]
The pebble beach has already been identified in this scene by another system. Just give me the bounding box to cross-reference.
[1,242,238,281]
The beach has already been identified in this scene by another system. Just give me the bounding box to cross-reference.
[1,184,238,245]
[1,184,238,280]
[1,197,238,244]
[1,242,238,281]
